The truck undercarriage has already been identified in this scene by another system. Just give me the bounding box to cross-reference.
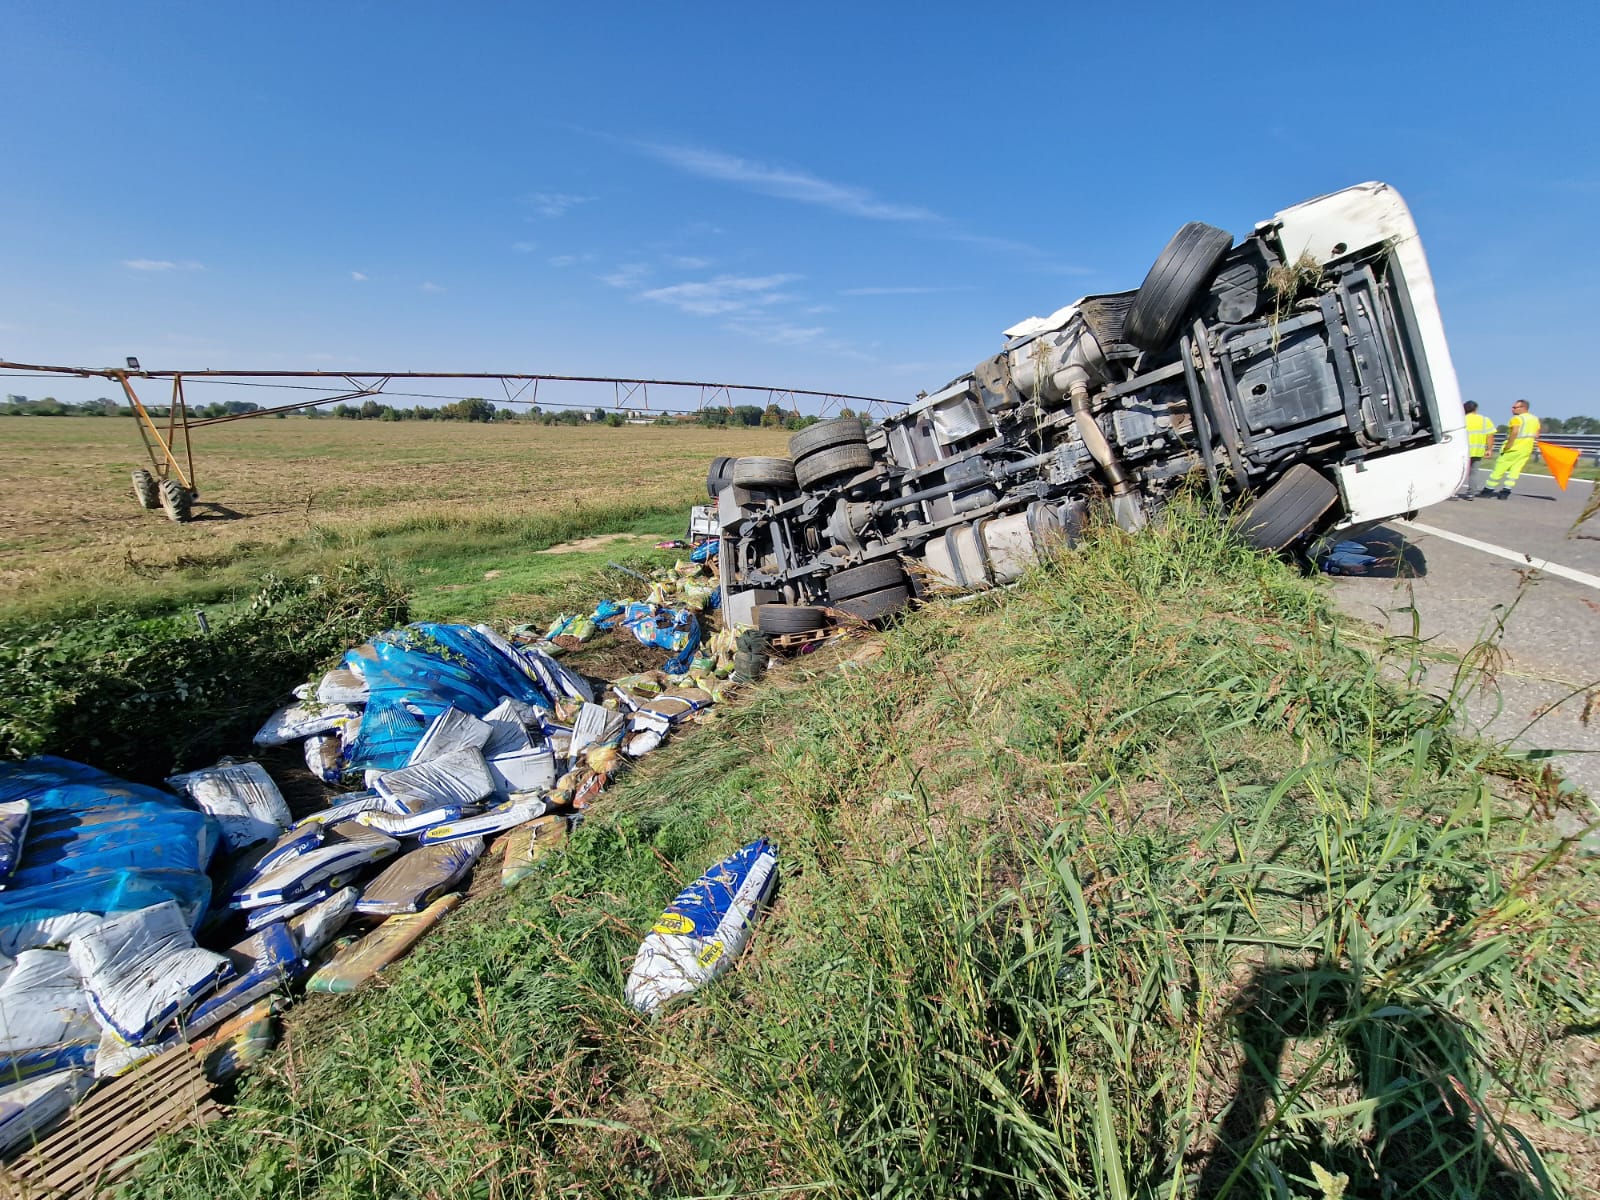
[712,182,1467,629]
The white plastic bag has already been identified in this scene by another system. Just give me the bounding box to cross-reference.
[417,799,545,845]
[304,735,344,784]
[408,708,493,765]
[292,790,399,830]
[166,760,291,851]
[253,702,360,748]
[376,748,496,813]
[0,1068,92,1155]
[626,839,778,1016]
[231,832,399,909]
[486,746,557,795]
[287,887,359,957]
[316,667,369,706]
[67,903,232,1045]
[0,950,97,1066]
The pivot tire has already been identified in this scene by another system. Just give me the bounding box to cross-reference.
[1124,222,1234,352]
[826,559,907,603]
[1237,464,1339,550]
[756,604,829,634]
[794,443,872,491]
[834,585,911,622]
[789,417,866,462]
[731,456,797,489]
[131,468,159,510]
[706,456,736,498]
[159,478,193,523]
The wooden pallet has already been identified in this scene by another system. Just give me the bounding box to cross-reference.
[768,627,841,652]
[1,1048,224,1199]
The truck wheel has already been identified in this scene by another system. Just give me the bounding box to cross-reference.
[789,417,866,462]
[834,585,911,621]
[131,469,159,509]
[731,456,798,489]
[1124,222,1234,352]
[826,559,907,602]
[795,443,873,491]
[1237,464,1339,550]
[706,456,736,498]
[159,479,193,523]
[756,604,829,634]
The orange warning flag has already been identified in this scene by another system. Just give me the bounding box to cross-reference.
[1538,441,1582,490]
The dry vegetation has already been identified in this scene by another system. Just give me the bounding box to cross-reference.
[0,416,788,615]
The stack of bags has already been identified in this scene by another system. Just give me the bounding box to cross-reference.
[0,614,740,1157]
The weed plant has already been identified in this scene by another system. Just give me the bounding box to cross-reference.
[126,501,1599,1198]
[0,563,407,781]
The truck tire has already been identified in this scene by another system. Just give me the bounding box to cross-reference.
[756,604,829,634]
[826,559,907,602]
[706,456,736,498]
[159,479,193,523]
[731,456,798,489]
[1124,222,1234,352]
[789,417,866,462]
[131,469,159,509]
[794,443,873,491]
[834,585,911,621]
[1237,464,1339,550]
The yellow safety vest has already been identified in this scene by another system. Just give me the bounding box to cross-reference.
[1464,412,1495,457]
[1505,412,1541,445]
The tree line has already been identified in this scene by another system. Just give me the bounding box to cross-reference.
[0,393,842,429]
[9,390,1597,435]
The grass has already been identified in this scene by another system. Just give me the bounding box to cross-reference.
[122,500,1600,1199]
[0,417,787,621]
[1513,459,1600,484]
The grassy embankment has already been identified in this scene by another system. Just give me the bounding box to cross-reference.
[122,503,1600,1200]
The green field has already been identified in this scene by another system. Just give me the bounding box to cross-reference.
[0,416,789,621]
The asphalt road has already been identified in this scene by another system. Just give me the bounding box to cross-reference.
[1326,474,1600,801]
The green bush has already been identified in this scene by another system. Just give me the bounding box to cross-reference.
[0,562,407,782]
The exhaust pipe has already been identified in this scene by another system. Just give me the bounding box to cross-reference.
[1066,370,1145,530]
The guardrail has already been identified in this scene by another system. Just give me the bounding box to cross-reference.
[1539,434,1600,464]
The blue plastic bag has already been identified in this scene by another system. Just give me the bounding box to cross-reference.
[0,802,30,886]
[0,757,187,815]
[0,759,220,953]
[342,624,558,770]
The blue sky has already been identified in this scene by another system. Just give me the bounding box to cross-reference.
[3,1,1597,417]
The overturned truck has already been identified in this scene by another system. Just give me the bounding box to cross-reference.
[710,182,1467,630]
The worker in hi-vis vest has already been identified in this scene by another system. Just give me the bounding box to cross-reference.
[1480,399,1540,498]
[1455,401,1497,499]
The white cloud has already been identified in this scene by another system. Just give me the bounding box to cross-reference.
[637,143,937,222]
[523,191,591,218]
[351,270,369,281]
[511,242,536,254]
[664,254,711,269]
[723,316,826,346]
[636,273,799,316]
[599,263,652,290]
[123,259,204,272]
[549,253,594,268]
[420,281,445,293]
[841,285,969,296]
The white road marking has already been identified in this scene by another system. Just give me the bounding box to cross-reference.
[1396,520,1600,592]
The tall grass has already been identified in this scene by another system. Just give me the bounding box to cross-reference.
[125,500,1599,1199]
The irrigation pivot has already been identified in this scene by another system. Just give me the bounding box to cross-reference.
[0,360,899,522]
